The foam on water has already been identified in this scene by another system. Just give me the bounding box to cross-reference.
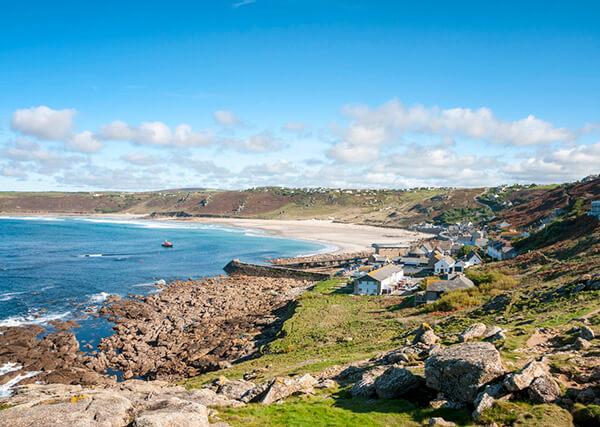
[0,367,42,398]
[0,216,64,221]
[88,292,111,304]
[0,311,71,328]
[0,362,22,376]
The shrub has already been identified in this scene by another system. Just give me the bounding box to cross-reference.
[424,289,479,312]
[466,270,518,293]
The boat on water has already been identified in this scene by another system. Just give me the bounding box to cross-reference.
[161,240,173,248]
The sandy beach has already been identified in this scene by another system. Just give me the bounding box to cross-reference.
[185,217,428,254]
[1,212,428,254]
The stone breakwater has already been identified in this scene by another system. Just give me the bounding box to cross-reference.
[0,274,315,391]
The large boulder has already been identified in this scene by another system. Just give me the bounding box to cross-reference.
[0,389,133,427]
[425,342,505,403]
[217,378,256,401]
[459,323,487,342]
[581,326,595,341]
[373,365,419,399]
[259,374,317,405]
[527,375,562,403]
[350,366,388,397]
[134,397,209,427]
[413,324,439,346]
[504,360,547,392]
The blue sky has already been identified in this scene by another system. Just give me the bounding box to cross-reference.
[1,0,599,190]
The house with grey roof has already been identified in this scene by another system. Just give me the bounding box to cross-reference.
[434,255,456,275]
[415,274,475,304]
[353,264,404,295]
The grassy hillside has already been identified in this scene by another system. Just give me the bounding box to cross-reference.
[4,179,598,228]
[184,213,600,426]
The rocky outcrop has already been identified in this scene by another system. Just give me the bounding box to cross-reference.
[133,397,209,427]
[350,366,388,397]
[0,380,216,427]
[581,326,595,341]
[258,374,317,405]
[413,324,439,346]
[504,360,548,392]
[458,323,487,342]
[527,375,561,403]
[373,365,419,399]
[425,342,505,403]
[95,275,314,381]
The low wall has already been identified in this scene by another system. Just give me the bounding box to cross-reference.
[223,259,331,281]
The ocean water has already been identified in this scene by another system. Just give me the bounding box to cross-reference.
[0,216,330,349]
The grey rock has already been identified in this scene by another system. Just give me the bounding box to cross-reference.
[581,326,595,341]
[0,389,133,427]
[413,324,439,346]
[504,360,547,392]
[528,375,561,403]
[350,366,388,398]
[425,342,505,403]
[217,379,256,401]
[259,374,317,405]
[574,337,592,350]
[315,379,336,389]
[483,326,503,339]
[135,397,209,427]
[459,323,487,342]
[472,383,509,420]
[373,365,419,399]
[429,417,457,426]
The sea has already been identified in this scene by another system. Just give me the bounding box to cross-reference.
[0,215,330,395]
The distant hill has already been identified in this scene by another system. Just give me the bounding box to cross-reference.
[1,178,599,229]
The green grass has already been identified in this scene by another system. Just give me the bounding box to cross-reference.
[479,401,573,426]
[185,279,420,387]
[216,394,474,427]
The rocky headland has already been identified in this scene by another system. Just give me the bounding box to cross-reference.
[0,274,316,392]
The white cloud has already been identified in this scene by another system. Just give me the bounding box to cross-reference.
[504,141,600,183]
[223,132,280,153]
[11,106,76,140]
[100,120,214,147]
[282,122,309,132]
[2,138,84,174]
[0,163,27,178]
[326,141,380,163]
[68,131,103,153]
[334,98,576,158]
[121,152,160,166]
[213,110,243,126]
[58,166,168,190]
[241,159,296,176]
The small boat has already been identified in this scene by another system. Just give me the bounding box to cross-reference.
[161,240,173,248]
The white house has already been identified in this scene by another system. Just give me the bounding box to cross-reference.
[354,264,404,295]
[487,240,517,261]
[434,256,455,275]
[453,250,483,272]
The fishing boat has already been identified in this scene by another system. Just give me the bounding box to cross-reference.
[161,240,173,248]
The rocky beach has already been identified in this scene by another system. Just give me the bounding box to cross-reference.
[0,273,317,392]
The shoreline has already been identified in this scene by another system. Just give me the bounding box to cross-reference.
[0,212,428,255]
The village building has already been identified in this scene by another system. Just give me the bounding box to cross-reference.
[497,221,511,229]
[368,254,390,265]
[487,239,517,261]
[371,243,410,258]
[434,255,456,275]
[353,264,404,296]
[453,250,483,272]
[415,274,475,304]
